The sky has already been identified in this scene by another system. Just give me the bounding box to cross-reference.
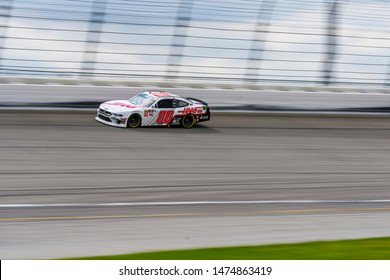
[0,0,389,86]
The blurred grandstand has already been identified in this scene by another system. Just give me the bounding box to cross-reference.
[0,0,389,87]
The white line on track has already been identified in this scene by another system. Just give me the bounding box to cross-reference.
[2,199,390,208]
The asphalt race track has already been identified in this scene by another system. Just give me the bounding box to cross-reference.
[1,111,390,259]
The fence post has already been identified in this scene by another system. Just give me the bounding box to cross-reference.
[386,56,390,87]
[244,0,276,84]
[81,0,107,77]
[0,0,13,75]
[323,0,340,86]
[165,0,193,81]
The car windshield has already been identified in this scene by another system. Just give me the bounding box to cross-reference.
[128,93,156,107]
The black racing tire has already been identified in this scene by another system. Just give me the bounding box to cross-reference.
[127,113,142,128]
[180,114,196,129]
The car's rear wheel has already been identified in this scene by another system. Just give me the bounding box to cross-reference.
[127,113,141,128]
[180,114,196,129]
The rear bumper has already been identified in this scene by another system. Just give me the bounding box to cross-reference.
[197,108,211,123]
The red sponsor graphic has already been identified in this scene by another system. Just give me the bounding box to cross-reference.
[104,102,139,109]
[150,91,173,97]
[157,110,174,124]
[178,106,204,115]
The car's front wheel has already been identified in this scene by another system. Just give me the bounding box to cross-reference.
[127,113,142,128]
[180,114,196,128]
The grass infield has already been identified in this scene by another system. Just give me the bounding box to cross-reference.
[71,237,390,260]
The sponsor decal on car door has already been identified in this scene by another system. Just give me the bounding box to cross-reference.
[142,108,175,126]
[156,110,174,124]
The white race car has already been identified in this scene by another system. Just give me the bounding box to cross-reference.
[95,90,210,128]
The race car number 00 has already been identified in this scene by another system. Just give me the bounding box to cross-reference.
[157,110,174,124]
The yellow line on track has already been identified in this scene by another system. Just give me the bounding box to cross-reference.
[0,213,190,221]
[2,207,390,222]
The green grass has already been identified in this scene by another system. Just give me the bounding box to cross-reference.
[71,237,390,260]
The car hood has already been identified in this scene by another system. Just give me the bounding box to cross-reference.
[100,100,142,113]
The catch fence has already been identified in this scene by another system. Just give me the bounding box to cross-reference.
[0,0,389,86]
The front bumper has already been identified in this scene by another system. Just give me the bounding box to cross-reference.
[95,112,127,128]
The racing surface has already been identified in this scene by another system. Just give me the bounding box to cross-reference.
[1,111,390,259]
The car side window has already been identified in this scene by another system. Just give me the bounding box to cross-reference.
[174,100,189,108]
[157,99,174,108]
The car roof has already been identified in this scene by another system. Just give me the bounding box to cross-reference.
[142,91,179,98]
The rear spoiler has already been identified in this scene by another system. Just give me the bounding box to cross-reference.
[186,97,208,106]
